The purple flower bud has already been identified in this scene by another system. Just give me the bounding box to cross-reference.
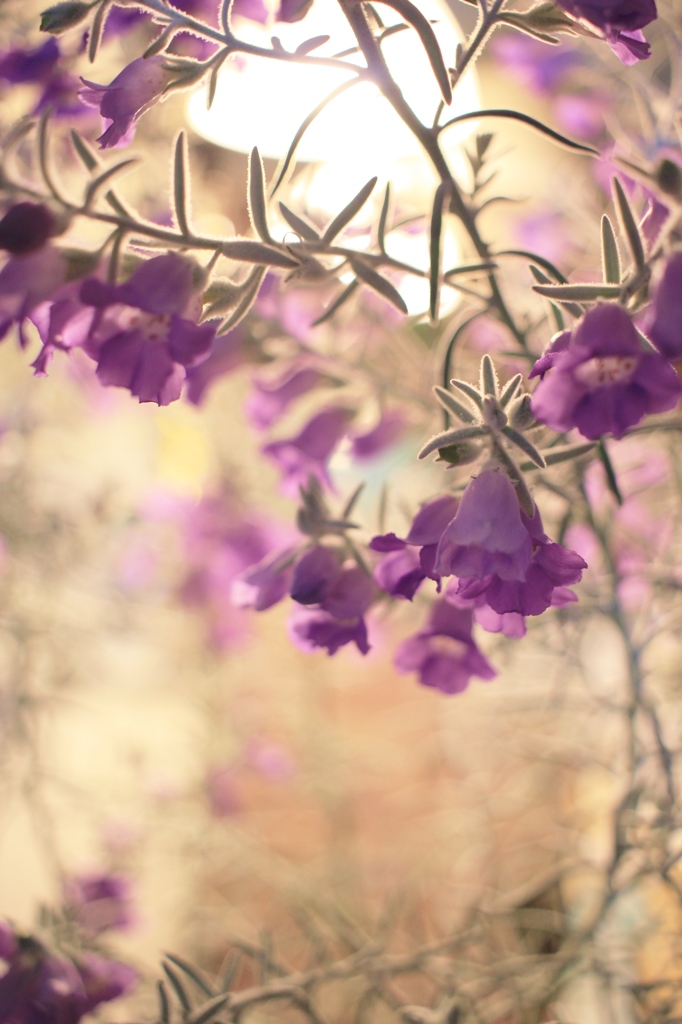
[263,407,353,497]
[290,545,339,604]
[0,203,58,256]
[650,252,682,360]
[80,56,174,149]
[288,606,369,656]
[531,304,680,439]
[394,601,496,695]
[435,471,532,582]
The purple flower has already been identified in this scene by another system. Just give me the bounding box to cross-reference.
[350,410,406,460]
[605,27,651,63]
[245,363,322,430]
[394,601,496,695]
[232,0,269,21]
[80,56,174,148]
[29,279,97,376]
[554,0,656,34]
[185,325,250,405]
[530,304,681,439]
[649,252,682,360]
[0,928,136,1024]
[454,524,586,617]
[263,407,353,497]
[529,330,571,380]
[76,953,138,1013]
[0,38,60,83]
[434,471,532,582]
[288,606,370,656]
[80,253,216,405]
[64,872,134,934]
[290,545,375,617]
[0,203,58,256]
[231,547,296,611]
[0,246,68,346]
[370,494,459,599]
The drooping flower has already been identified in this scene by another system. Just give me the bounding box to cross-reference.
[245,362,322,430]
[231,547,296,611]
[453,506,587,618]
[80,253,216,405]
[64,872,134,934]
[434,470,532,582]
[649,252,682,360]
[554,0,656,63]
[288,605,370,656]
[530,304,680,439]
[80,56,174,148]
[370,494,459,599]
[263,407,353,497]
[349,410,406,460]
[29,278,97,376]
[394,601,496,695]
[0,926,136,1024]
[0,246,68,346]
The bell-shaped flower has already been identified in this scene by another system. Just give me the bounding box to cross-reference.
[555,0,656,63]
[370,494,458,599]
[263,407,353,497]
[394,601,496,695]
[435,470,532,582]
[530,303,680,440]
[80,253,216,405]
[80,56,174,148]
[288,606,370,656]
[0,246,68,347]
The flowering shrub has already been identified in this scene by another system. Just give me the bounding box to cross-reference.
[2,0,682,1018]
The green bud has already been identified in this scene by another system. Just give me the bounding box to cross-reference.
[437,441,481,466]
[40,1,91,34]
[508,393,535,431]
[655,159,682,201]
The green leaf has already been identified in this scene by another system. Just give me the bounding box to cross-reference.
[70,129,99,171]
[519,441,596,471]
[429,182,446,322]
[374,0,451,104]
[188,995,231,1024]
[248,146,272,243]
[312,279,359,326]
[88,0,111,62]
[450,377,483,409]
[271,78,359,196]
[439,109,598,155]
[529,264,583,319]
[173,132,192,237]
[432,385,478,424]
[323,177,377,244]
[143,24,176,58]
[221,239,300,269]
[502,426,545,468]
[278,202,319,241]
[84,158,137,208]
[598,438,623,505]
[479,353,497,397]
[612,176,645,271]
[532,282,622,301]
[157,981,170,1024]
[419,424,486,459]
[499,373,523,408]
[40,0,91,34]
[349,257,407,313]
[217,265,266,334]
[601,214,621,285]
[295,33,330,54]
[377,182,391,253]
[162,963,192,1014]
[165,955,214,998]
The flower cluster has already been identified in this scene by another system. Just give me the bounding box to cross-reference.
[0,920,136,1024]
